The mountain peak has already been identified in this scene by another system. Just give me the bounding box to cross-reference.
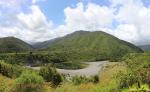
[40,30,143,61]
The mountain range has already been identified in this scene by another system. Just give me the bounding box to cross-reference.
[0,31,143,61]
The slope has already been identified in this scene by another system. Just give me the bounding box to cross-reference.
[44,31,143,61]
[0,37,33,53]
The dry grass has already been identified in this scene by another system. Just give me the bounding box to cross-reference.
[0,74,14,92]
[89,62,127,92]
[99,62,127,87]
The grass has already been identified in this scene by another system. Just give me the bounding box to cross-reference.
[0,74,14,92]
[122,84,150,92]
[48,83,95,92]
[99,62,127,86]
[90,62,127,92]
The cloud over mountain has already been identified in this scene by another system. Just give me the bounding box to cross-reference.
[0,0,150,45]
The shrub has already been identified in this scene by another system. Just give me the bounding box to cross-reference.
[72,76,88,85]
[39,65,63,86]
[71,75,99,85]
[13,70,46,92]
[117,53,150,89]
[117,72,138,88]
[49,52,68,64]
[0,77,9,92]
[91,75,99,83]
[0,61,23,78]
[52,73,63,86]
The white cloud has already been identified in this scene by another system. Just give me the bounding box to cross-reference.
[17,5,52,31]
[112,0,150,45]
[0,26,19,37]
[114,24,140,44]
[0,1,54,43]
[0,0,150,45]
[0,0,23,7]
[32,0,47,4]
[64,3,114,31]
[16,5,55,42]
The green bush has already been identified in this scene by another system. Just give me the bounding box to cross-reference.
[14,70,46,92]
[0,78,9,92]
[117,53,150,89]
[0,61,23,78]
[117,72,139,88]
[49,52,68,64]
[71,75,99,85]
[52,73,63,86]
[39,65,63,86]
[91,75,99,83]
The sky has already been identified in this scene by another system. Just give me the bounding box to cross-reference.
[0,0,150,45]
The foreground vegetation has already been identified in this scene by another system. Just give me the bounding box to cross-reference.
[0,51,149,92]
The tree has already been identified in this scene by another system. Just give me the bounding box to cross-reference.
[50,52,68,64]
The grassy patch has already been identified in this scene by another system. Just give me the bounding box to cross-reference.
[0,74,14,92]
[90,62,127,92]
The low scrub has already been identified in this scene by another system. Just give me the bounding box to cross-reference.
[13,70,46,92]
[116,53,150,89]
[0,61,23,78]
[39,65,63,87]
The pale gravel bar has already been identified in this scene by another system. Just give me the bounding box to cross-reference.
[28,61,108,77]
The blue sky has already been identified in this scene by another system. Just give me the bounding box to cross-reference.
[37,0,111,25]
[0,0,150,45]
[37,0,149,25]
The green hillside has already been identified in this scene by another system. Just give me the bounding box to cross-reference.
[0,37,33,53]
[44,31,143,61]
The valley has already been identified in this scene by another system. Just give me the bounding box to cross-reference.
[1,0,150,92]
[0,31,149,92]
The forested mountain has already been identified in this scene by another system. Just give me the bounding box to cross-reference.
[0,37,33,53]
[41,31,143,61]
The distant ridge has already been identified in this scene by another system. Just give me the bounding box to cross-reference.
[138,44,150,50]
[32,38,61,49]
[0,37,33,53]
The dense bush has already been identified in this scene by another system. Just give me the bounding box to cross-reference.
[0,52,68,67]
[117,53,150,89]
[0,61,23,78]
[13,70,46,92]
[39,65,63,86]
[49,52,68,64]
[0,77,9,92]
[51,73,63,86]
[0,53,27,65]
[117,72,139,88]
